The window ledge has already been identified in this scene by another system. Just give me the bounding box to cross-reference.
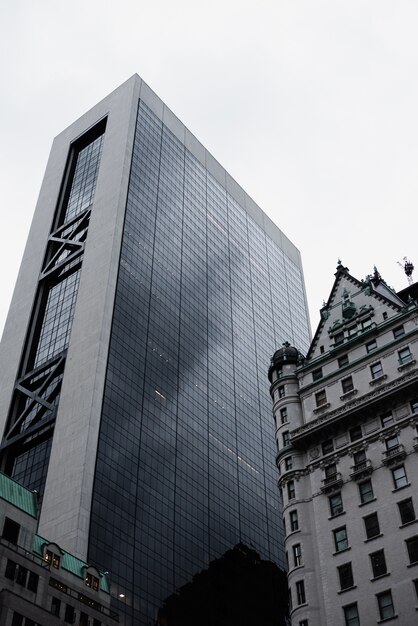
[407,561,418,568]
[313,402,331,414]
[371,572,391,582]
[370,374,387,386]
[286,529,301,538]
[377,615,398,623]
[364,533,383,543]
[332,546,351,556]
[338,584,357,595]
[398,359,416,371]
[392,483,411,493]
[340,389,358,401]
[328,511,346,521]
[359,497,377,508]
[400,519,418,529]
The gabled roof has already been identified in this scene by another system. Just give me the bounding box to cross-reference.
[306,262,406,361]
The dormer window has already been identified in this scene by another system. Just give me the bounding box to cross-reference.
[85,572,100,591]
[45,549,61,569]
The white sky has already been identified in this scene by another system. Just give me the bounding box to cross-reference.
[1,0,418,344]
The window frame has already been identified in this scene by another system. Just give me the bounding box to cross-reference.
[329,493,344,517]
[359,479,374,504]
[393,325,405,339]
[364,512,380,540]
[343,602,360,626]
[293,543,302,567]
[398,498,415,525]
[333,526,349,553]
[338,562,354,590]
[315,389,327,407]
[392,465,408,489]
[366,339,377,353]
[370,361,383,379]
[406,536,418,565]
[376,590,395,620]
[296,579,306,605]
[341,376,354,394]
[370,549,387,578]
[290,510,299,532]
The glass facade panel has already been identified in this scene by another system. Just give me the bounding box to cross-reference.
[88,101,310,624]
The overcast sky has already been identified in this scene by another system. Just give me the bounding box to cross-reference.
[1,0,418,345]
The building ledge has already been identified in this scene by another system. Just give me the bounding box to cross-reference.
[400,519,418,529]
[369,374,388,386]
[332,546,351,557]
[377,615,398,623]
[371,572,391,582]
[398,359,416,371]
[313,402,331,414]
[364,533,383,543]
[382,444,407,466]
[359,497,377,508]
[337,584,357,595]
[321,472,343,494]
[350,459,373,480]
[328,511,346,521]
[340,389,358,401]
[392,483,411,493]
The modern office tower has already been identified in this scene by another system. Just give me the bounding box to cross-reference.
[269,262,418,626]
[0,75,311,624]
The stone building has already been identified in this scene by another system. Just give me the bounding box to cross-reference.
[0,471,117,626]
[269,262,418,626]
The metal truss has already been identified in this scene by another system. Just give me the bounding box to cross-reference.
[40,209,90,280]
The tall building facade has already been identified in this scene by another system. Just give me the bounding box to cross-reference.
[269,263,418,626]
[0,75,311,624]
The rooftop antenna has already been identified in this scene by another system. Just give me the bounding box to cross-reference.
[397,257,414,285]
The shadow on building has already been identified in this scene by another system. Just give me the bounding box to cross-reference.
[156,543,288,626]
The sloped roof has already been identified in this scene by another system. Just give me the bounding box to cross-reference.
[306,262,405,361]
[0,471,37,518]
[33,534,110,593]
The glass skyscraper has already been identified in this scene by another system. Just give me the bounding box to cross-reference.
[0,76,310,624]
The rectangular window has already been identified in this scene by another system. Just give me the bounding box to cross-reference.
[370,362,383,379]
[393,325,405,339]
[27,571,39,593]
[349,425,362,442]
[398,498,415,525]
[406,536,418,564]
[322,439,334,455]
[334,526,348,552]
[325,463,337,478]
[285,456,293,470]
[347,325,357,337]
[359,479,374,504]
[282,431,290,447]
[312,367,323,381]
[341,376,354,393]
[362,318,372,330]
[2,517,20,544]
[366,339,377,353]
[287,481,295,500]
[353,449,366,465]
[15,565,28,586]
[343,603,360,626]
[11,614,23,626]
[315,390,327,407]
[290,510,299,531]
[380,411,393,427]
[411,399,418,413]
[392,465,408,489]
[386,434,399,450]
[278,385,285,398]
[399,347,412,364]
[51,596,61,617]
[296,580,306,605]
[293,543,302,567]
[377,590,395,620]
[5,559,16,580]
[370,549,387,578]
[64,605,75,624]
[334,331,344,345]
[280,407,288,423]
[338,354,349,368]
[364,513,380,539]
[338,562,354,590]
[329,493,343,517]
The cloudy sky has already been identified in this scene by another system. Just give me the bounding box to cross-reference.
[1,0,418,342]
